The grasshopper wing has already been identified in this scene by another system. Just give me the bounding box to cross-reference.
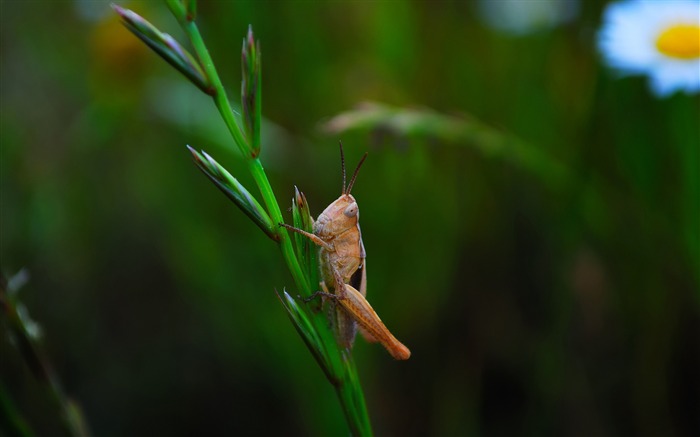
[350,262,378,343]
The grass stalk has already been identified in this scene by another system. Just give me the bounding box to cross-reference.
[119,2,374,435]
[0,273,90,437]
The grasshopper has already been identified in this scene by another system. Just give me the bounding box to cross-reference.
[281,143,410,360]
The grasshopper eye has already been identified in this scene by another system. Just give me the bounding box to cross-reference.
[343,202,358,218]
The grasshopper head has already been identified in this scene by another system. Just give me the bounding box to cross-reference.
[316,193,360,234]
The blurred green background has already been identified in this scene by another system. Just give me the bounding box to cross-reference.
[2,0,698,435]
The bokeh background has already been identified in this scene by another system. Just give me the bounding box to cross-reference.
[2,0,698,435]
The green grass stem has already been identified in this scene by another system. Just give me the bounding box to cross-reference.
[130,3,375,435]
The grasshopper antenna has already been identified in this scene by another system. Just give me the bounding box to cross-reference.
[339,141,347,195]
[346,152,368,195]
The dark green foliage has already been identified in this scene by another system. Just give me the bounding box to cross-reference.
[1,0,698,436]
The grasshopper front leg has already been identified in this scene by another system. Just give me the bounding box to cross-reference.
[279,223,334,252]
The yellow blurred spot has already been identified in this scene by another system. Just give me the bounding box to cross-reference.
[91,15,148,76]
[655,24,700,59]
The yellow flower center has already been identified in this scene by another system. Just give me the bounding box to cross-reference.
[655,24,700,59]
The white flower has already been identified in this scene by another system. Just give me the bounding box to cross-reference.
[598,0,700,97]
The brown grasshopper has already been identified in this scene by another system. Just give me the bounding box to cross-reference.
[281,143,410,360]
